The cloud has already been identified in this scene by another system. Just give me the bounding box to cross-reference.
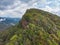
[0,0,60,18]
[0,0,16,10]
[20,0,32,3]
[0,0,29,18]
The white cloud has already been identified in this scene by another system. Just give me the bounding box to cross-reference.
[0,0,60,18]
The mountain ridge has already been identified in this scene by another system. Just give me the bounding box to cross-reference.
[0,17,20,31]
[0,8,60,45]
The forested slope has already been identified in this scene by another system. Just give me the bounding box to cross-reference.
[0,8,60,45]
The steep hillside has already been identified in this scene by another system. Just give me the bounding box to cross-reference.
[0,8,60,45]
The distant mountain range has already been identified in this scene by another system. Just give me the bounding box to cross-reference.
[0,17,20,31]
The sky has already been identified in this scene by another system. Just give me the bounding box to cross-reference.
[0,0,60,18]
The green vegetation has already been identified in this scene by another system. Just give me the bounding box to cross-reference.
[0,8,60,45]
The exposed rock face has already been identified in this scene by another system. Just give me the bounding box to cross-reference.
[21,19,28,29]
